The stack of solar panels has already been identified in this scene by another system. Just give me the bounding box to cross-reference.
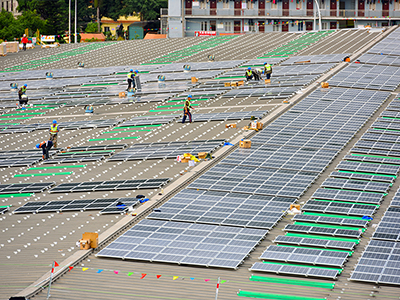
[118,115,178,127]
[109,139,224,161]
[350,240,400,285]
[281,53,349,65]
[148,189,295,229]
[184,111,267,122]
[97,219,268,269]
[0,182,55,194]
[0,149,58,167]
[14,197,139,214]
[49,178,169,193]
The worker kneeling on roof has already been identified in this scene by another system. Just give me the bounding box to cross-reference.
[36,140,53,160]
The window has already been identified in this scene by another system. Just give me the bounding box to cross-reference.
[248,19,255,31]
[201,21,207,31]
[200,0,206,9]
[247,0,254,9]
[104,26,110,33]
[271,1,278,9]
[224,22,232,31]
[296,0,302,9]
[369,2,376,10]
[322,22,328,30]
[223,0,229,8]
[395,1,400,10]
[273,24,280,31]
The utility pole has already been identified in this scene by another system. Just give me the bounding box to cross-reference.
[74,0,77,43]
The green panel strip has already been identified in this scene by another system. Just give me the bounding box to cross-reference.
[293,221,364,232]
[372,127,400,132]
[0,117,32,120]
[81,83,118,87]
[276,244,353,255]
[28,165,86,170]
[89,137,139,141]
[14,172,73,177]
[249,275,335,289]
[157,104,200,108]
[337,170,396,178]
[0,193,33,198]
[302,212,364,220]
[286,233,359,244]
[262,261,342,272]
[114,124,162,129]
[237,290,326,300]
[351,153,400,161]
[149,109,181,112]
[104,129,152,133]
[313,198,380,207]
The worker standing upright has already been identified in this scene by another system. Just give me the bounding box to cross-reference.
[21,34,28,51]
[49,120,59,148]
[182,95,194,124]
[36,140,54,160]
[245,67,253,81]
[264,62,273,80]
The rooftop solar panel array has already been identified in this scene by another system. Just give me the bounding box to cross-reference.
[351,240,400,285]
[97,219,267,269]
[49,178,169,193]
[281,53,350,65]
[273,235,356,250]
[301,199,377,216]
[0,149,59,167]
[283,224,362,238]
[182,111,267,122]
[358,53,400,67]
[306,87,390,103]
[13,197,139,214]
[250,262,340,279]
[329,64,400,91]
[222,145,338,173]
[312,188,384,204]
[118,115,179,127]
[108,139,225,161]
[368,27,400,56]
[259,245,349,267]
[148,189,295,229]
[292,214,368,227]
[0,182,55,194]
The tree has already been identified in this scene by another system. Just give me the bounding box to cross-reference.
[85,21,98,33]
[121,0,168,21]
[94,0,101,32]
[0,9,23,40]
[18,9,47,35]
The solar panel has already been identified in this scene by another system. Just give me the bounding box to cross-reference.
[250,262,340,279]
[97,219,267,269]
[336,161,400,175]
[109,139,224,161]
[0,182,55,194]
[312,188,384,204]
[302,200,377,216]
[329,171,395,183]
[49,178,169,193]
[321,178,390,193]
[273,235,356,250]
[292,214,368,227]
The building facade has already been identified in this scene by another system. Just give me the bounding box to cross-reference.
[166,0,400,37]
[1,0,20,16]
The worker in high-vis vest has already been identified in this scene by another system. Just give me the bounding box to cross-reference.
[264,62,273,80]
[182,95,194,124]
[36,140,54,160]
[49,120,59,148]
[245,67,253,81]
[126,69,138,90]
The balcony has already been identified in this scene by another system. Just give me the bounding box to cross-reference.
[184,7,400,18]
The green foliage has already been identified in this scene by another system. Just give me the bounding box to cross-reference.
[121,0,167,21]
[84,37,100,42]
[85,21,98,33]
[0,9,23,40]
